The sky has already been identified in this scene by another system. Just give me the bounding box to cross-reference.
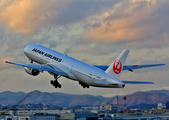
[0,0,169,97]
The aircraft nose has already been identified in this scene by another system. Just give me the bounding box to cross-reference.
[24,45,31,53]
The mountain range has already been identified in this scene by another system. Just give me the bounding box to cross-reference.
[0,89,169,107]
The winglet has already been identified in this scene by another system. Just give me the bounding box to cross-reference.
[105,49,129,79]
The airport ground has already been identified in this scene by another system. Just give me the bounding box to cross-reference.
[1,101,169,120]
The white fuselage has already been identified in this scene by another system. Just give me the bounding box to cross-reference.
[24,44,124,88]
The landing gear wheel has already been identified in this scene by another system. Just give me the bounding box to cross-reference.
[50,80,54,84]
[79,81,89,88]
[50,79,62,88]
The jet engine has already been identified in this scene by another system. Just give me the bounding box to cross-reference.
[24,67,40,76]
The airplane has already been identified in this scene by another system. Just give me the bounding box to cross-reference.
[5,44,165,88]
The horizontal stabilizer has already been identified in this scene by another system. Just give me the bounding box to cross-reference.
[122,81,154,84]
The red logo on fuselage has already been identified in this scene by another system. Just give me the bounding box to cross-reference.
[113,60,122,74]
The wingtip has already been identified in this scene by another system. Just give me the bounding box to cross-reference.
[160,64,167,66]
[146,82,154,84]
[124,48,129,51]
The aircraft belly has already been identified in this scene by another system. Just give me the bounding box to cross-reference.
[91,84,121,88]
[65,71,78,81]
[71,70,122,88]
[72,71,93,84]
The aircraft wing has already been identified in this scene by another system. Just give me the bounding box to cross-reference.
[94,64,165,71]
[122,81,154,84]
[5,61,68,77]
[122,64,165,71]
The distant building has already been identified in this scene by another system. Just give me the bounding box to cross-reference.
[166,101,169,109]
[81,106,99,110]
[100,102,118,113]
[75,112,98,120]
[100,102,117,110]
[43,103,47,110]
[0,115,18,120]
[57,113,75,120]
[157,103,166,110]
[30,114,58,120]
[0,115,29,120]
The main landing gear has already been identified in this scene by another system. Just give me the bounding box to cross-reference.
[79,81,89,88]
[50,75,62,88]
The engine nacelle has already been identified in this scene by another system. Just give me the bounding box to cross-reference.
[24,67,40,76]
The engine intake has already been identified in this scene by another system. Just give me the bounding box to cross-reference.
[24,67,40,76]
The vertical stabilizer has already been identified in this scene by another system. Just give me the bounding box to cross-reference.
[105,49,129,79]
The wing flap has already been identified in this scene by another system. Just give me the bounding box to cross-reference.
[6,61,68,77]
[122,81,154,84]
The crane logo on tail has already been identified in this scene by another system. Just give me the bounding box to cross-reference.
[113,60,122,74]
